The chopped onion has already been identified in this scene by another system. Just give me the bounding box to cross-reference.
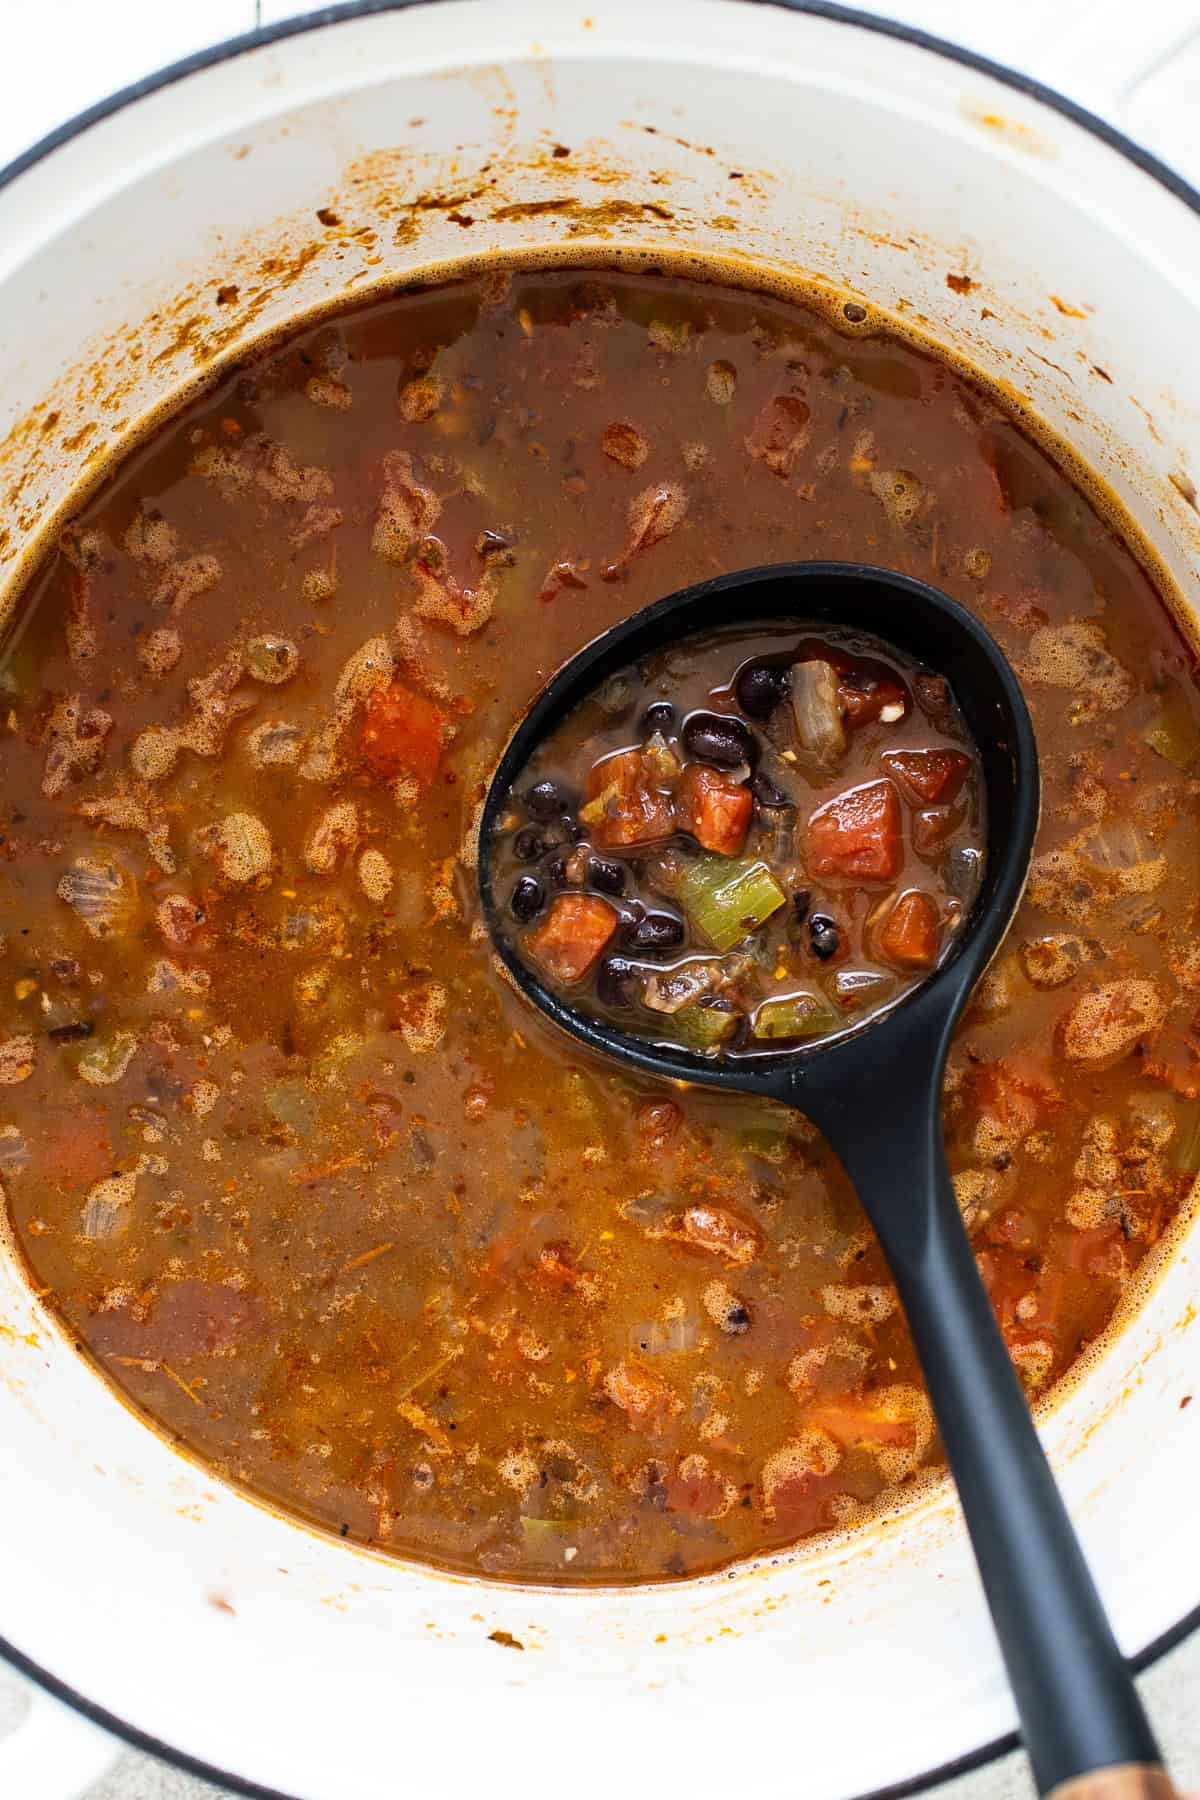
[1082,822,1154,874]
[80,1167,140,1239]
[77,1030,139,1087]
[0,1126,29,1172]
[629,1317,698,1355]
[265,1081,319,1139]
[57,856,139,940]
[247,720,304,767]
[621,1192,674,1229]
[791,660,846,765]
[207,812,273,884]
[641,731,682,785]
[642,960,723,1015]
[81,1191,123,1239]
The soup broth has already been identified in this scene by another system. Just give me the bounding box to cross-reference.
[0,266,1196,1582]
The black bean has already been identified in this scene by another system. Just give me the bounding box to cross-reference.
[526,779,568,820]
[510,875,544,922]
[623,910,685,954]
[750,769,795,810]
[596,955,639,1008]
[792,888,812,923]
[680,710,758,769]
[589,857,626,897]
[640,700,676,735]
[564,817,589,844]
[545,854,568,888]
[809,914,840,960]
[735,660,790,720]
[513,827,544,862]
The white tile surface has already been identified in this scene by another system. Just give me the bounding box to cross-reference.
[2,3,1198,1797]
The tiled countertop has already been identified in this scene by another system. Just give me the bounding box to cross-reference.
[2,3,1198,1796]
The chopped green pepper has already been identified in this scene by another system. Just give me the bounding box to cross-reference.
[1173,1102,1200,1175]
[736,1127,797,1164]
[677,854,786,952]
[670,1003,739,1051]
[752,993,840,1040]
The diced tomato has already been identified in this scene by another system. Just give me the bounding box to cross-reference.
[531,1241,589,1291]
[1140,1028,1200,1100]
[806,779,902,881]
[746,387,811,479]
[977,444,1011,516]
[155,1280,265,1356]
[877,889,941,971]
[581,748,675,848]
[526,893,618,985]
[664,1453,735,1520]
[675,762,752,855]
[882,748,971,805]
[603,1358,680,1434]
[805,1396,917,1450]
[760,1431,843,1527]
[978,1246,1039,1326]
[41,1108,114,1192]
[1061,1223,1126,1278]
[987,589,1049,633]
[972,1056,1061,1134]
[359,681,447,785]
[838,672,910,729]
[986,1207,1040,1252]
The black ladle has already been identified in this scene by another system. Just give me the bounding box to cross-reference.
[478,563,1173,1800]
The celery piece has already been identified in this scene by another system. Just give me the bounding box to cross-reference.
[1143,714,1200,772]
[670,1003,739,1051]
[1142,678,1200,771]
[753,993,839,1041]
[737,1127,796,1164]
[521,1516,576,1546]
[677,854,786,952]
[1173,1102,1200,1175]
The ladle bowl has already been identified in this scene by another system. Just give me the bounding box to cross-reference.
[478,562,1172,1800]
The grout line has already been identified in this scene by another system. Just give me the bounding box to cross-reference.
[1117,22,1200,103]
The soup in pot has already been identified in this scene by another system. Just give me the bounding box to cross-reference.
[0,265,1196,1582]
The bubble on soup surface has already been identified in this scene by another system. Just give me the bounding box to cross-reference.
[247,635,300,685]
[206,813,274,885]
[137,627,182,674]
[57,856,140,939]
[129,724,180,781]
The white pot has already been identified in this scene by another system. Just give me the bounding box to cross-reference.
[0,6,1197,1798]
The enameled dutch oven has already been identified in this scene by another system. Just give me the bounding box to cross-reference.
[0,6,1197,1797]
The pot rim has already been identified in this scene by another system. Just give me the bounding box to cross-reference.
[1,4,1197,1797]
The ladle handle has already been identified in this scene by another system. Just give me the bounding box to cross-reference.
[1047,1769,1180,1800]
[824,1095,1165,1797]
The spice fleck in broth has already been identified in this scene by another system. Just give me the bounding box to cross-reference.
[0,267,1197,1583]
